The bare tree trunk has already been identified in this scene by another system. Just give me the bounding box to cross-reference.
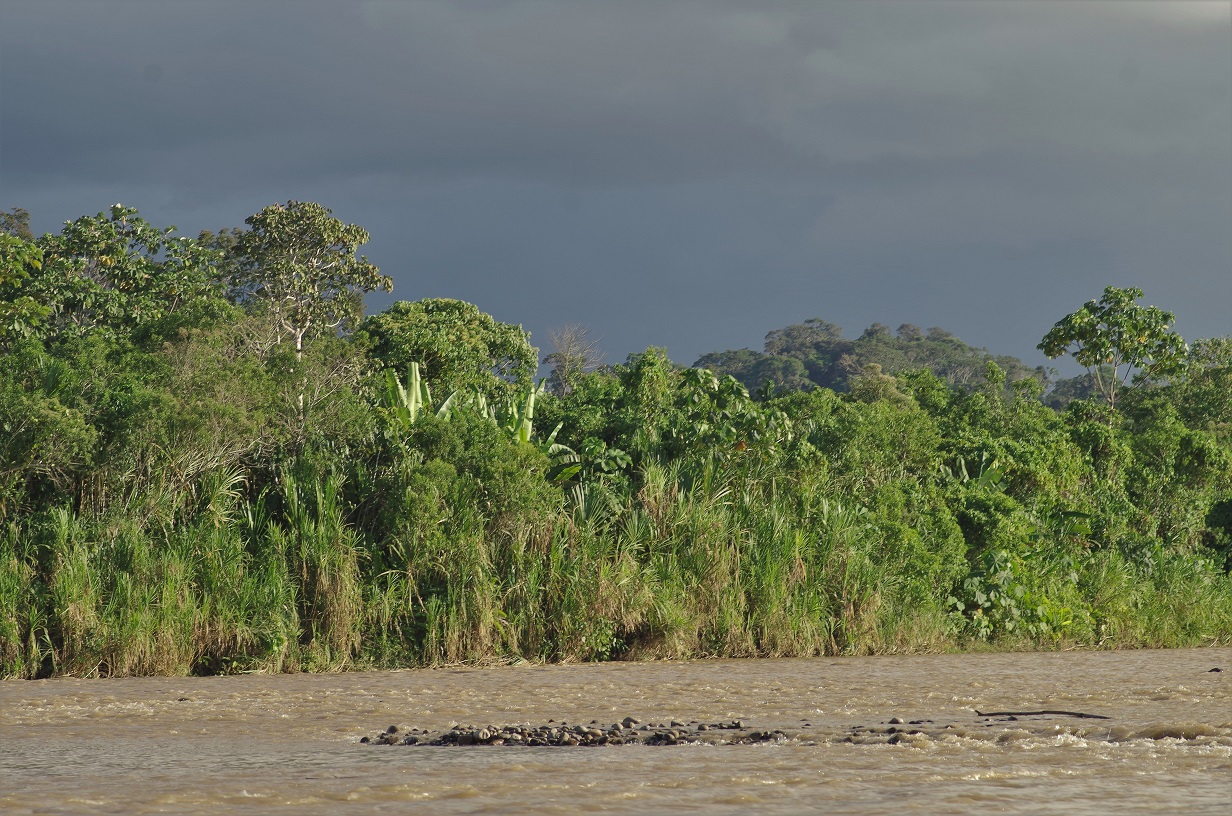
[296,328,306,424]
[544,323,604,395]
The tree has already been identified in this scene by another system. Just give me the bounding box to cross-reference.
[1,208,33,240]
[860,322,892,341]
[1042,369,1107,411]
[0,343,97,519]
[1153,337,1232,432]
[543,323,604,395]
[763,318,844,356]
[0,234,49,342]
[896,323,923,342]
[230,201,391,360]
[360,298,537,402]
[1038,286,1187,410]
[28,205,223,343]
[693,348,813,395]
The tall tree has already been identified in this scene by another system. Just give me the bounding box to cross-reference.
[1038,285,1187,410]
[230,201,392,360]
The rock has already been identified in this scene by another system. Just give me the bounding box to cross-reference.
[359,715,808,749]
[888,717,904,725]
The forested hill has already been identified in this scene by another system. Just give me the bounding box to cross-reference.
[694,319,1047,396]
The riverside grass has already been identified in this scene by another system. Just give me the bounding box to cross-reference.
[3,458,1230,679]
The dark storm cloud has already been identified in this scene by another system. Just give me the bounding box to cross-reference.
[2,1,1228,367]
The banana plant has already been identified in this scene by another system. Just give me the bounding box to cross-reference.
[496,380,542,446]
[379,362,456,431]
[381,366,581,482]
[462,379,549,448]
[939,451,1005,491]
[489,381,582,481]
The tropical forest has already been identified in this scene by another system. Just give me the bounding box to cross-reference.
[1,202,1230,679]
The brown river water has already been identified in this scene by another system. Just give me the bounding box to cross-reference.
[2,648,1229,815]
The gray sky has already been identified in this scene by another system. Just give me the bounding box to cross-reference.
[2,0,1229,372]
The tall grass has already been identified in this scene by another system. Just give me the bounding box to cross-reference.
[2,454,1229,678]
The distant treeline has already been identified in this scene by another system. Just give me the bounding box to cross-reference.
[1,203,1229,678]
[695,319,1045,396]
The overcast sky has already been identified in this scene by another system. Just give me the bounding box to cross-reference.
[2,0,1229,372]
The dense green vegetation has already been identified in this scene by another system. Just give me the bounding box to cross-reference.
[695,318,1048,396]
[1,204,1230,678]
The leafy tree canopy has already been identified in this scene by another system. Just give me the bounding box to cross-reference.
[0,234,49,342]
[696,317,1044,396]
[360,298,537,402]
[1041,370,1106,412]
[0,207,33,240]
[28,205,224,344]
[228,201,391,357]
[1038,285,1187,409]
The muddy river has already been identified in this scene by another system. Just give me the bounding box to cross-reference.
[2,648,1229,814]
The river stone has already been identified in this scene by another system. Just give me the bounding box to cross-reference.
[361,716,821,748]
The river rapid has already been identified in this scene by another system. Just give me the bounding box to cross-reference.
[2,648,1229,814]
